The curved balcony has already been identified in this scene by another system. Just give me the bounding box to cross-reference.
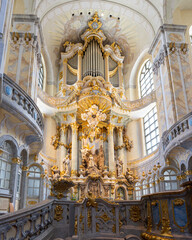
[162,112,192,157]
[0,74,44,151]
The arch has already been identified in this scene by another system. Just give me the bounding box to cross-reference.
[188,156,192,171]
[116,186,126,200]
[181,162,187,174]
[20,149,28,166]
[162,168,178,191]
[0,135,19,157]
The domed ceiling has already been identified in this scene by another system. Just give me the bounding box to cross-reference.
[33,0,164,87]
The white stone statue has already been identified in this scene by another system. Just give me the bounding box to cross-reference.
[63,155,70,176]
[116,158,123,177]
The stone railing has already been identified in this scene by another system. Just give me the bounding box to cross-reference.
[0,199,53,240]
[1,185,192,240]
[162,112,192,156]
[141,181,192,240]
[1,74,44,135]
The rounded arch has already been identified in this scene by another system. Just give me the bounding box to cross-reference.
[180,162,187,174]
[115,186,127,200]
[28,163,44,173]
[161,166,178,176]
[0,135,19,157]
[20,149,28,166]
[188,156,192,171]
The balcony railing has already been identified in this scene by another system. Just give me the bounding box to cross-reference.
[1,74,44,137]
[162,112,192,155]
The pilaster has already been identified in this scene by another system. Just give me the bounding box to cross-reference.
[149,24,192,134]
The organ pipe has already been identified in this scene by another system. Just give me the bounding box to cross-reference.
[82,39,104,78]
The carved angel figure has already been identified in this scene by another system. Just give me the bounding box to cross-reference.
[51,166,60,180]
[125,168,134,184]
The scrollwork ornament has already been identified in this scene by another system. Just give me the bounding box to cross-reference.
[54,205,63,221]
[129,206,141,222]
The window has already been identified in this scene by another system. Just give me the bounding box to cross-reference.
[149,178,154,194]
[135,182,141,200]
[142,179,148,195]
[144,106,160,154]
[27,165,41,198]
[139,60,154,98]
[163,169,178,191]
[0,142,12,189]
[154,175,159,192]
[38,63,44,89]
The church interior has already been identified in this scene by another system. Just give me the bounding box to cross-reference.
[1,0,192,239]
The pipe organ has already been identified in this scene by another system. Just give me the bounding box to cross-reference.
[82,39,104,78]
[52,12,134,201]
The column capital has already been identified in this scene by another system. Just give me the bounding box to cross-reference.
[78,50,84,56]
[107,123,115,134]
[63,58,68,64]
[12,157,21,164]
[104,51,110,58]
[70,122,78,133]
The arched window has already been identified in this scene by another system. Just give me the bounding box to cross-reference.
[117,187,126,200]
[0,141,12,189]
[135,182,141,200]
[142,179,148,195]
[163,169,178,191]
[143,106,159,154]
[139,60,159,155]
[139,60,154,98]
[154,175,159,192]
[38,63,44,89]
[27,165,41,198]
[148,177,154,194]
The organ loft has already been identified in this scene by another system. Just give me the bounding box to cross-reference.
[49,12,134,200]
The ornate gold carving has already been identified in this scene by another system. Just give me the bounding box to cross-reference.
[59,71,63,80]
[87,208,91,228]
[75,215,77,235]
[12,157,21,164]
[129,206,141,222]
[173,198,184,206]
[161,200,172,236]
[180,43,187,54]
[22,166,29,171]
[87,12,102,33]
[97,212,110,222]
[169,42,176,54]
[54,205,63,222]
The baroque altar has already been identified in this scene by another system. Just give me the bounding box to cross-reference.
[50,12,134,201]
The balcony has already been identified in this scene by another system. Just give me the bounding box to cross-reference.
[162,112,192,157]
[0,74,44,152]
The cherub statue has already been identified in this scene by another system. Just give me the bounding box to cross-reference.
[51,165,60,180]
[125,168,134,184]
[63,155,70,176]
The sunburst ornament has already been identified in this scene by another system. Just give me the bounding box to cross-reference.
[81,104,107,129]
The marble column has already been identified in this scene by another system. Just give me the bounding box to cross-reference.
[118,63,124,89]
[108,124,115,173]
[63,59,67,85]
[77,50,83,81]
[59,125,67,172]
[71,123,78,177]
[117,126,125,172]
[19,166,28,209]
[104,52,110,82]
[10,157,21,209]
